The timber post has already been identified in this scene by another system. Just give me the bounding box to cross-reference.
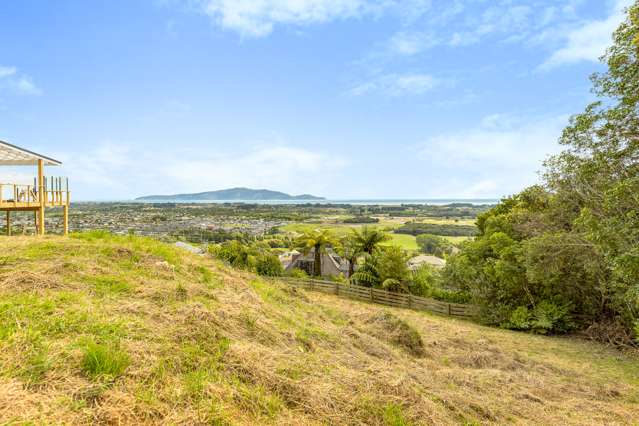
[64,177,70,236]
[5,211,10,236]
[63,204,69,236]
[37,159,45,235]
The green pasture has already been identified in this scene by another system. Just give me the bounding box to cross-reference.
[278,222,472,252]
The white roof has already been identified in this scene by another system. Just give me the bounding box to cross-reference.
[0,140,61,166]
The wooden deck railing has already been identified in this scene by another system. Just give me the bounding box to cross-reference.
[276,277,477,318]
[0,183,38,207]
[0,178,69,208]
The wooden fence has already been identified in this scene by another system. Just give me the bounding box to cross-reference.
[276,277,477,319]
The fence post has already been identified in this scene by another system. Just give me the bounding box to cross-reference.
[369,287,373,302]
[408,294,412,309]
[335,282,339,295]
[447,303,451,315]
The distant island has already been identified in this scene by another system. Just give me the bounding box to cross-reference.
[135,187,325,201]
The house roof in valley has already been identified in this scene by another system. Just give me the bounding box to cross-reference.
[0,140,62,166]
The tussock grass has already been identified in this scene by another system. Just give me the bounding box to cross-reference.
[0,233,637,424]
[81,341,130,380]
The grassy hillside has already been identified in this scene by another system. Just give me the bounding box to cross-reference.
[0,233,638,425]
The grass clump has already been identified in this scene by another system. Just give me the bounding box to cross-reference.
[368,311,425,357]
[383,403,413,426]
[88,275,132,296]
[80,341,130,381]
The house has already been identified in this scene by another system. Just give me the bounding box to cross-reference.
[278,250,300,270]
[0,140,70,236]
[284,247,349,278]
[407,254,446,270]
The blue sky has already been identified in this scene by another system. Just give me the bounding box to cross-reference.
[0,0,632,200]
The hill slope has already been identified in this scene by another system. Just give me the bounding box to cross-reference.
[136,187,324,201]
[0,234,637,425]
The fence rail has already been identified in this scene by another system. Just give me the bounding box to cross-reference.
[276,277,477,318]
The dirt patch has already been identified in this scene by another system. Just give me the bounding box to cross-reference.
[0,270,63,291]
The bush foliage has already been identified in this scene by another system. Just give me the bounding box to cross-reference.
[443,4,639,342]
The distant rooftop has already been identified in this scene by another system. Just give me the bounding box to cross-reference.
[408,254,446,270]
[0,140,62,166]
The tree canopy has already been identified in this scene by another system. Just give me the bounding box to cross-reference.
[444,2,639,344]
[295,229,337,277]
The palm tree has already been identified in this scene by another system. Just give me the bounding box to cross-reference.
[340,234,362,278]
[352,226,390,255]
[295,229,336,277]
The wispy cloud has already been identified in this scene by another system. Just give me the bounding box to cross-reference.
[198,0,431,37]
[540,0,632,70]
[380,1,589,58]
[0,66,17,78]
[0,65,42,96]
[418,113,569,197]
[387,31,439,56]
[349,73,440,97]
[200,0,381,37]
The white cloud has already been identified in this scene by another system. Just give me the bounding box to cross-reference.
[198,0,433,37]
[388,31,439,56]
[201,0,381,37]
[418,114,569,197]
[58,142,346,200]
[0,66,17,78]
[349,73,440,96]
[540,0,632,70]
[0,65,42,96]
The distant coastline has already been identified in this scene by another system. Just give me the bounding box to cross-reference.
[131,198,499,206]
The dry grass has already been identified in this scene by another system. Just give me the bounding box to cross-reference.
[0,233,637,425]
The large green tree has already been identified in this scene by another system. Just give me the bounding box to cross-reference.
[444,2,639,342]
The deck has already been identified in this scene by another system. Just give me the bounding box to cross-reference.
[0,182,70,211]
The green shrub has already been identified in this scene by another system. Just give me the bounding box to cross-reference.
[530,301,574,334]
[287,268,308,279]
[214,240,255,269]
[410,264,470,303]
[504,306,531,330]
[502,302,573,334]
[255,254,283,277]
[81,341,130,381]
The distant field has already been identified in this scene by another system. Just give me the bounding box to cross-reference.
[377,216,477,227]
[444,236,473,244]
[278,222,472,251]
[382,233,419,251]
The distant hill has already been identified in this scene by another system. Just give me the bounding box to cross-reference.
[135,187,325,201]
